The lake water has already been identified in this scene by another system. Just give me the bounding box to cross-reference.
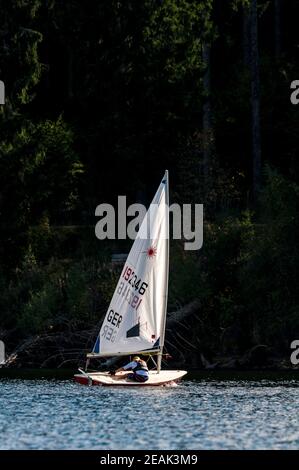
[0,376,299,449]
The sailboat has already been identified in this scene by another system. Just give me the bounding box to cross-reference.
[74,171,187,386]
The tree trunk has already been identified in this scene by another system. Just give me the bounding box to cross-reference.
[250,0,261,201]
[67,43,74,100]
[202,43,213,182]
[243,5,250,67]
[274,0,281,59]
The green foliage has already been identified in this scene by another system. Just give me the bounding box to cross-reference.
[144,0,214,83]
[239,168,299,348]
[0,0,42,107]
[0,116,82,271]
[169,242,203,308]
[26,116,84,220]
[19,277,62,333]
[175,134,245,214]
[0,0,299,363]
[6,257,119,334]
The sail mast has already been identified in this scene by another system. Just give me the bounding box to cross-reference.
[157,170,169,373]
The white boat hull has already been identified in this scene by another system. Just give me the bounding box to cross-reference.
[74,370,187,386]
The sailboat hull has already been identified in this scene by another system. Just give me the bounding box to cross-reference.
[74,370,187,387]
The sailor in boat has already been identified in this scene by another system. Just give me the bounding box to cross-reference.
[113,356,149,382]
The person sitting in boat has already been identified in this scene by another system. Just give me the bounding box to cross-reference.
[114,356,149,382]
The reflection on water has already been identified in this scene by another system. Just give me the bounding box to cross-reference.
[0,378,298,449]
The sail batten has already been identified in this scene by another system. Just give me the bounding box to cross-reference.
[91,172,169,358]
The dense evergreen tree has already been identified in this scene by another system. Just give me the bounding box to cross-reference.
[0,0,299,367]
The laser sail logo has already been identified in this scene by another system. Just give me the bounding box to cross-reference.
[0,80,4,105]
[0,340,5,365]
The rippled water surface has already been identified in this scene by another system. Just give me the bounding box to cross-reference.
[0,378,298,449]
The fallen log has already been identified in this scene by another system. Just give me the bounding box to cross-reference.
[167,299,201,326]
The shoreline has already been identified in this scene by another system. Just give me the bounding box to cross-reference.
[1,368,299,381]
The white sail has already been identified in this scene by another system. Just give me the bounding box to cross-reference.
[91,171,169,357]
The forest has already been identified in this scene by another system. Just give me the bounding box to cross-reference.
[0,0,299,370]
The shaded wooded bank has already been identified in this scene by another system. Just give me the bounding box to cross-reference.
[0,0,299,369]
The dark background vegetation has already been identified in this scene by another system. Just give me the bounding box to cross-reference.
[0,0,298,368]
